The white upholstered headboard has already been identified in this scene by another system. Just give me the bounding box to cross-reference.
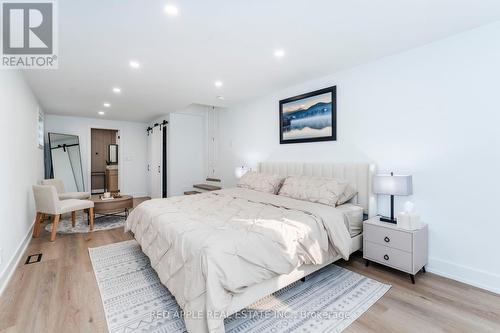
[258,162,377,217]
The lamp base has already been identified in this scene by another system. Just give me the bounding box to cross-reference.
[379,216,397,224]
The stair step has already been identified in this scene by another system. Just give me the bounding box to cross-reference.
[193,184,222,191]
[184,191,201,195]
[206,178,221,183]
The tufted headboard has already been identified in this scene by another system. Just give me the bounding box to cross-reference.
[258,162,377,217]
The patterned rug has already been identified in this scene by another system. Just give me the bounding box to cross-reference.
[45,212,125,234]
[89,240,390,333]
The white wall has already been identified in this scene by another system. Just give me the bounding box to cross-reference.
[0,71,44,294]
[217,22,500,293]
[168,111,206,196]
[44,115,149,197]
[149,104,212,197]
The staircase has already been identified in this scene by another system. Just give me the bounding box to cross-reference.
[184,178,222,195]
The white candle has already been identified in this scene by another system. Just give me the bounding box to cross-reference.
[397,212,411,229]
[408,213,421,229]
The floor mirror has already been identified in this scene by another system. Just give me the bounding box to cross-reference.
[48,132,85,192]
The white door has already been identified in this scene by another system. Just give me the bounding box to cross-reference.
[147,132,154,197]
[149,127,163,198]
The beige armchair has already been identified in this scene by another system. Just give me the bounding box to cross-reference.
[32,185,94,241]
[41,179,90,200]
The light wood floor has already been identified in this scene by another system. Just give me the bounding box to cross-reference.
[1,198,499,332]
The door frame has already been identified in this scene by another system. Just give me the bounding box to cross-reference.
[87,125,122,194]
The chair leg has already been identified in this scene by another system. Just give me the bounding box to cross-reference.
[71,211,76,227]
[33,212,43,238]
[89,207,94,231]
[50,214,61,242]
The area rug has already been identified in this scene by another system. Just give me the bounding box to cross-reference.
[45,212,125,234]
[89,240,390,333]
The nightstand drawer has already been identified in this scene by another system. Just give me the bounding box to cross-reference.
[364,241,412,272]
[364,223,412,252]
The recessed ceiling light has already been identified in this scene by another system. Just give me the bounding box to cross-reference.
[98,111,105,116]
[103,102,111,108]
[129,60,140,69]
[112,87,121,93]
[217,96,225,100]
[214,80,223,88]
[274,49,285,58]
[164,4,179,16]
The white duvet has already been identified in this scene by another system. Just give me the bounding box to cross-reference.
[125,188,352,333]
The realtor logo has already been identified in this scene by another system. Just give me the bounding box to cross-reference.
[1,0,58,69]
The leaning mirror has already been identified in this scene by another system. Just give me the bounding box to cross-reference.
[48,133,85,192]
[108,144,118,164]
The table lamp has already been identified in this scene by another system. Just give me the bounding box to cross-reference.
[373,172,413,223]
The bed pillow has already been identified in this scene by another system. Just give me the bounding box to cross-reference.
[337,182,358,205]
[237,171,285,194]
[278,175,353,206]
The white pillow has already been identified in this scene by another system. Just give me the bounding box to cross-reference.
[237,171,285,194]
[337,182,358,205]
[278,175,354,206]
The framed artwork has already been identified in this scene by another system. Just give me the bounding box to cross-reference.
[279,86,336,144]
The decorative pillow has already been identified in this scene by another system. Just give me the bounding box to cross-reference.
[337,182,358,205]
[278,175,354,206]
[237,171,285,194]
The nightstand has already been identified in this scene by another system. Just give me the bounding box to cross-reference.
[363,217,428,284]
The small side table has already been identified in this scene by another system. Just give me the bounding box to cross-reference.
[363,217,428,283]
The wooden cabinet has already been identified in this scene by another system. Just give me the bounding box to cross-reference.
[106,169,119,192]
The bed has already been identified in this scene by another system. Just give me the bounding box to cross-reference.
[125,162,377,333]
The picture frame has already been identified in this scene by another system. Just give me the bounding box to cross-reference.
[279,86,336,144]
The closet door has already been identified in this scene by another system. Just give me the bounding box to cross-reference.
[149,127,163,198]
[147,132,154,197]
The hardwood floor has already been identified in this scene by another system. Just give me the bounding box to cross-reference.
[338,259,500,333]
[1,200,499,332]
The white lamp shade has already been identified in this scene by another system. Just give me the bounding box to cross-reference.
[373,174,413,196]
[235,166,250,179]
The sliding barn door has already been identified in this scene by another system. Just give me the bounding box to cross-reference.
[148,125,167,198]
[147,131,154,197]
[149,127,162,198]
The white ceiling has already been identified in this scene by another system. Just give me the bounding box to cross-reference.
[23,0,500,122]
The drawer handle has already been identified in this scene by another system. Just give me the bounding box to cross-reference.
[383,254,389,261]
[384,236,390,243]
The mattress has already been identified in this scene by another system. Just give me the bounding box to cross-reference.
[337,203,364,237]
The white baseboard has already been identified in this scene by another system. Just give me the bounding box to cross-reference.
[427,257,500,295]
[0,220,35,297]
